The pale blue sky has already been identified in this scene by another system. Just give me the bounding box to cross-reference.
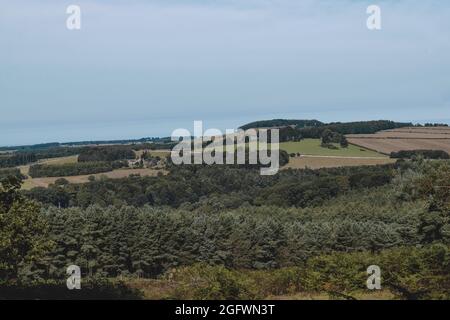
[1,0,449,146]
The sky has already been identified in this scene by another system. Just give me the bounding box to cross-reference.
[1,0,449,146]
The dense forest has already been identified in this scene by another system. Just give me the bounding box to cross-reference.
[1,158,449,299]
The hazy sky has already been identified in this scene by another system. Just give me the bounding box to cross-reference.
[1,0,449,146]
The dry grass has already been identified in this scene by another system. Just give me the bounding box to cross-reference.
[124,278,396,300]
[267,290,396,300]
[40,155,79,165]
[346,127,450,154]
[283,155,395,170]
[21,168,167,190]
[134,149,171,158]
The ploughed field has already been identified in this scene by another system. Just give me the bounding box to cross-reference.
[346,127,450,155]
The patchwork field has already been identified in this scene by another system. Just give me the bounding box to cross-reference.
[347,127,450,154]
[17,154,167,190]
[21,168,166,190]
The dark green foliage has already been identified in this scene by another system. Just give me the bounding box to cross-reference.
[240,119,411,142]
[78,146,136,162]
[295,120,411,142]
[0,153,37,168]
[391,150,449,159]
[340,135,349,148]
[0,177,53,281]
[0,278,143,300]
[32,184,427,279]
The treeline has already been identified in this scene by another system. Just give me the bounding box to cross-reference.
[0,137,169,152]
[78,146,136,162]
[28,161,127,178]
[292,120,411,141]
[0,142,60,152]
[240,119,324,130]
[0,147,83,168]
[415,123,449,127]
[391,150,449,159]
[241,119,412,142]
[0,153,37,168]
[24,163,397,208]
[131,142,178,151]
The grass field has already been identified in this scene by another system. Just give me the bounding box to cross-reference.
[279,139,385,157]
[205,139,385,157]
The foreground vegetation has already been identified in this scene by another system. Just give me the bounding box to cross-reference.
[128,244,449,300]
[0,157,448,299]
[0,120,449,300]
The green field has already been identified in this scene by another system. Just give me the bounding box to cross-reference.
[209,138,385,157]
[279,139,385,157]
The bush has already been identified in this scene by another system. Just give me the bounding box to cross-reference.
[0,168,25,181]
[390,150,449,160]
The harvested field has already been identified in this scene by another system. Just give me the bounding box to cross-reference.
[283,155,395,170]
[347,127,450,154]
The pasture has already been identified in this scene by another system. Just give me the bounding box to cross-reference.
[279,139,384,157]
